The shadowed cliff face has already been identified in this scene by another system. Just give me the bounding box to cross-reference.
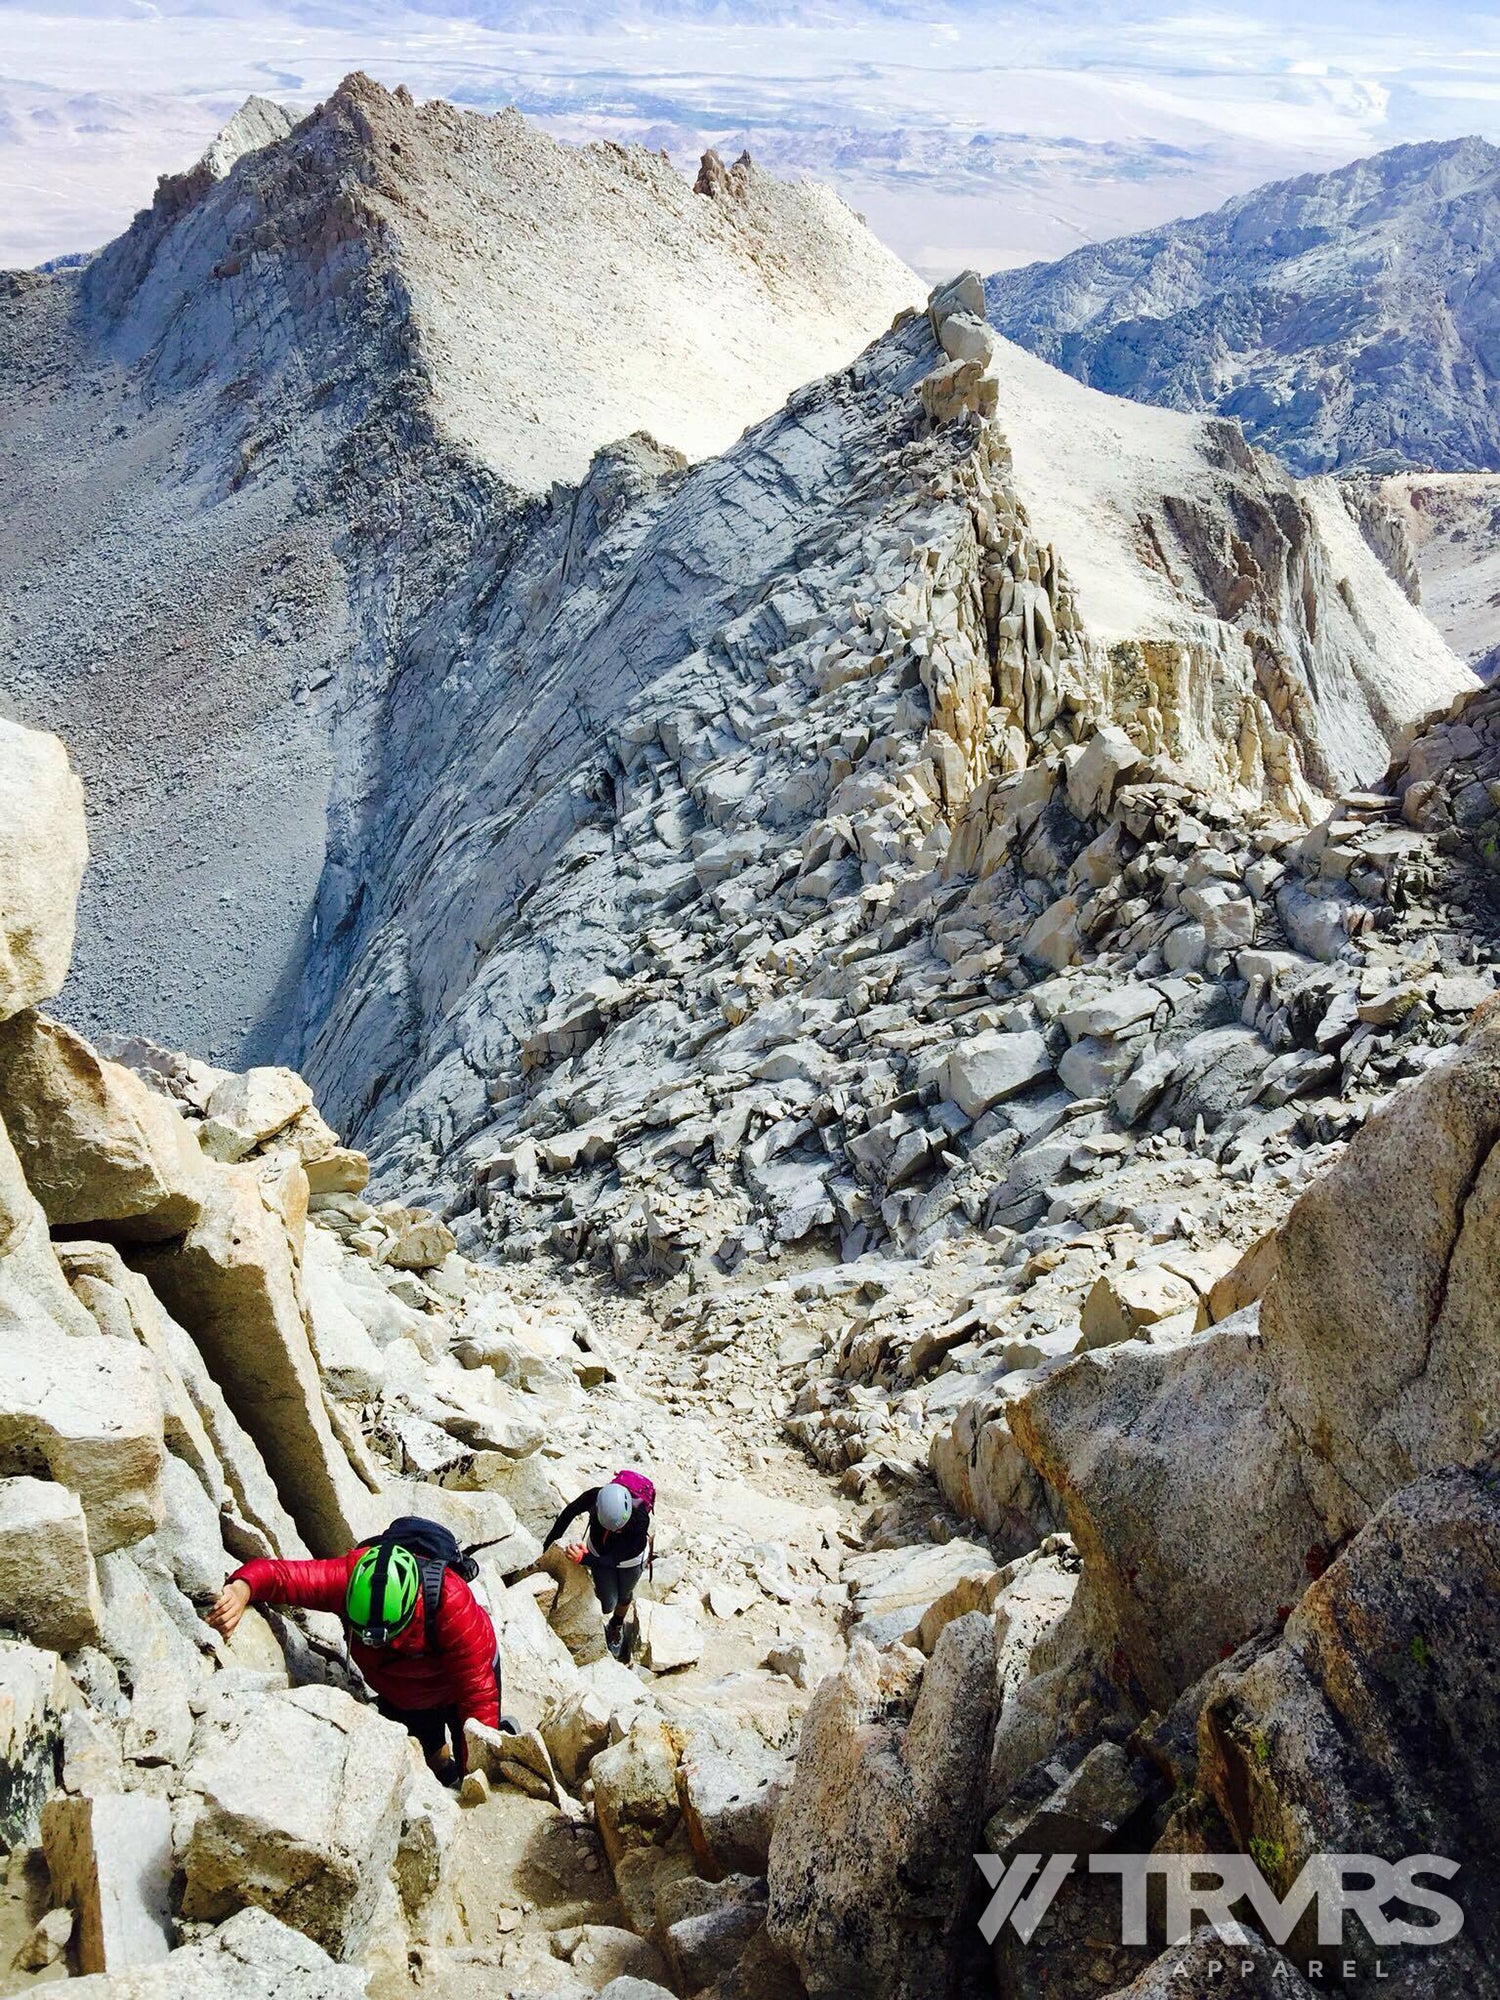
[0,74,920,1077]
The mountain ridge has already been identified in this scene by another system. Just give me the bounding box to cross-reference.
[285,295,1470,1211]
[0,76,920,1076]
[985,134,1500,477]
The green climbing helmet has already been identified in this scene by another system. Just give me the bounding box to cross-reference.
[345,1541,421,1648]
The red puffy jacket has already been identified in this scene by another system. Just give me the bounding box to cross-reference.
[231,1551,500,1752]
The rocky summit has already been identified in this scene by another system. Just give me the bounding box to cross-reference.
[0,73,919,1072]
[2,77,1500,2000]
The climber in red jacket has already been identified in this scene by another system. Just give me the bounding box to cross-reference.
[207,1537,501,1781]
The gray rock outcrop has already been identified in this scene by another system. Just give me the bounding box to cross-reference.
[66,1905,367,1998]
[42,1789,174,1974]
[1194,1460,1500,1992]
[767,1613,997,1997]
[0,717,86,1021]
[179,1685,412,1959]
[133,1162,368,1554]
[0,1011,204,1239]
[1011,1012,1500,1703]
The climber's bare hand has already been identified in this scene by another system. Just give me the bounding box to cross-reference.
[206,1579,252,1637]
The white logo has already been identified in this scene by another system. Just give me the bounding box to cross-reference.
[975,1852,1464,1950]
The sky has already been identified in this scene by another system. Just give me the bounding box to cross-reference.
[3,0,1500,274]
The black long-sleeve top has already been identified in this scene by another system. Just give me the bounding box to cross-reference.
[544,1485,652,1566]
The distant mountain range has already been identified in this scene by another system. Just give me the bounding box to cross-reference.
[986,137,1500,477]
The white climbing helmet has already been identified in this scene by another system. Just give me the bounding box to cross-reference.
[597,1481,634,1532]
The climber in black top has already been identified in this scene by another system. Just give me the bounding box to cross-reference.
[544,1472,654,1656]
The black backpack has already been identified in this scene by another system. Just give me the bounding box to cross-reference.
[376,1516,481,1654]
